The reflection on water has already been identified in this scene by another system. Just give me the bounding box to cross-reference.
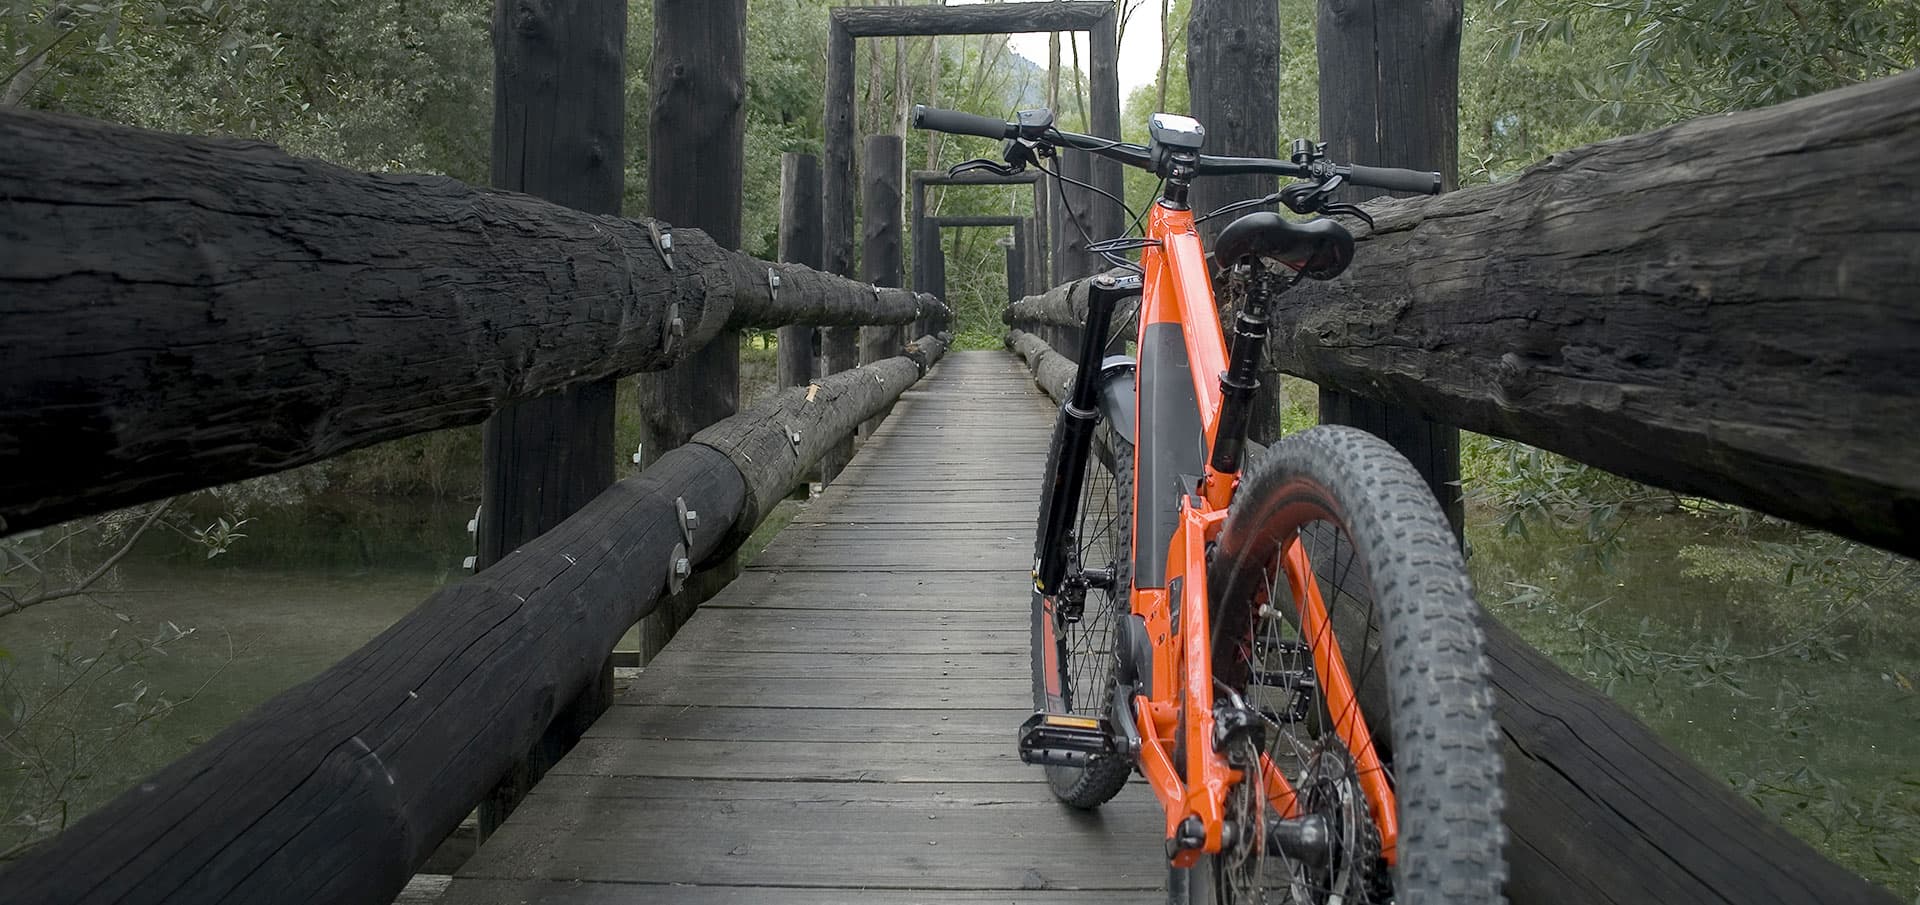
[0,497,470,855]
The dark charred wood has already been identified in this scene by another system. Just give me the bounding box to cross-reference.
[833,1,1113,37]
[1187,0,1280,246]
[1273,69,1920,559]
[860,136,906,435]
[1314,0,1465,539]
[823,19,856,279]
[695,334,950,546]
[0,444,749,905]
[777,153,824,395]
[1484,617,1898,905]
[479,0,626,570]
[1085,10,1124,251]
[0,327,957,904]
[1003,270,1139,332]
[632,0,748,473]
[1005,329,1078,404]
[0,109,939,536]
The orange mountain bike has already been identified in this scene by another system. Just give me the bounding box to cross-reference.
[913,104,1506,904]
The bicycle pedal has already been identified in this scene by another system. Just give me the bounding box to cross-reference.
[1018,712,1116,767]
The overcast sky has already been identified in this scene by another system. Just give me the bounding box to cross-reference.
[947,0,1167,100]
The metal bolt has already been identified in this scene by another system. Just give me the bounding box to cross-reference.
[684,510,699,532]
[674,557,691,577]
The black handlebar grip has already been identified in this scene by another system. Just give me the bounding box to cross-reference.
[1345,164,1443,195]
[910,104,1014,141]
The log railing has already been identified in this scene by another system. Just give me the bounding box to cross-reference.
[0,337,949,905]
[0,107,953,904]
[0,108,945,537]
[1001,70,1917,905]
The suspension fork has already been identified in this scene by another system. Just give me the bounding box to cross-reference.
[1033,269,1145,595]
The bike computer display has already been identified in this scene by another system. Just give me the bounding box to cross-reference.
[1147,113,1206,152]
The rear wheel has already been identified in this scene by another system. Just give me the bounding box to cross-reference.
[1030,415,1135,809]
[1205,425,1506,905]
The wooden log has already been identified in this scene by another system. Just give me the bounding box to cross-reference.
[1005,329,1078,403]
[823,18,857,280]
[1032,175,1052,288]
[477,0,626,821]
[0,336,956,905]
[1483,617,1898,905]
[696,334,950,544]
[1050,149,1101,283]
[777,153,823,395]
[1085,8,1125,253]
[0,444,749,905]
[631,0,748,671]
[1313,0,1465,539]
[823,3,1116,342]
[1004,270,1139,333]
[1006,234,1026,306]
[0,110,940,536]
[1186,0,1280,244]
[1186,0,1284,444]
[860,135,906,436]
[632,0,747,470]
[833,1,1113,37]
[1272,69,1920,560]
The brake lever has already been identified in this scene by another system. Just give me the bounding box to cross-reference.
[948,157,1023,179]
[1278,174,1375,229]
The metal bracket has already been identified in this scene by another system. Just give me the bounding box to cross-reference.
[662,300,685,354]
[675,496,699,546]
[766,267,782,304]
[646,221,674,270]
[667,542,689,595]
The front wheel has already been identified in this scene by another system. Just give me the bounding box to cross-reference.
[1205,425,1506,905]
[1030,413,1134,809]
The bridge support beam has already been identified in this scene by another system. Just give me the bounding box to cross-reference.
[476,0,627,839]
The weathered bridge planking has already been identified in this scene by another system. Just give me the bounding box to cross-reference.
[444,352,1168,903]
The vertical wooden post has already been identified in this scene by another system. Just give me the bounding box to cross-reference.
[819,17,859,485]
[928,234,948,334]
[1188,0,1282,442]
[1006,229,1025,306]
[777,153,822,392]
[1051,150,1099,285]
[1030,168,1051,288]
[778,152,821,500]
[477,0,625,838]
[860,135,905,437]
[634,0,749,657]
[824,19,857,280]
[1087,12,1125,250]
[1316,0,1464,537]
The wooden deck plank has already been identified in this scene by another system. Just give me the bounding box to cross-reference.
[449,352,1160,902]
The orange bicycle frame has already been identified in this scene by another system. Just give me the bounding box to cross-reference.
[1123,202,1400,867]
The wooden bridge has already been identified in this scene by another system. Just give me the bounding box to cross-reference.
[1,1,1915,904]
[444,351,1169,903]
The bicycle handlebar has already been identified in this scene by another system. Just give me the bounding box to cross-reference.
[909,104,1442,195]
[911,105,1016,141]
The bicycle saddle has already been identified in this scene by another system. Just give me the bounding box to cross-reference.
[1212,212,1354,281]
